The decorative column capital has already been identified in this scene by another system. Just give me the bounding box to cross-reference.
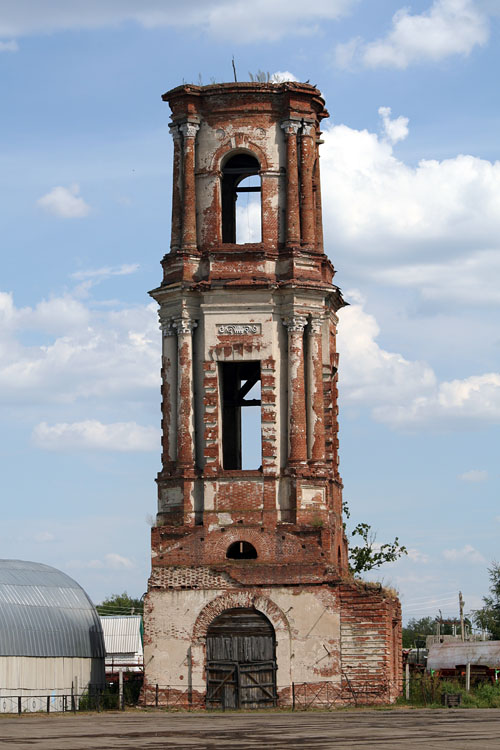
[281,119,301,136]
[173,315,197,335]
[169,123,182,142]
[283,315,308,333]
[301,120,315,137]
[179,121,200,139]
[308,317,324,335]
[159,313,176,336]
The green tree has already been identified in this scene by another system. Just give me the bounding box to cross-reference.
[343,501,407,575]
[96,591,144,616]
[402,616,436,648]
[474,561,500,639]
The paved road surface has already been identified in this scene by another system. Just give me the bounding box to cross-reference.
[1,708,500,749]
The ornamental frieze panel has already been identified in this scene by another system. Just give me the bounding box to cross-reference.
[217,323,262,335]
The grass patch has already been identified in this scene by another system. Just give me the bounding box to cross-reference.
[399,674,500,708]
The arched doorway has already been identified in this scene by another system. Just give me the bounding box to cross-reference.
[206,607,277,709]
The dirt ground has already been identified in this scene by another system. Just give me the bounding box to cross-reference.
[1,708,500,749]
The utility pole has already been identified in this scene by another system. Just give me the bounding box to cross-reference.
[459,591,465,642]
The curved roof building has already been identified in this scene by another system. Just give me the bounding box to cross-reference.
[0,560,105,711]
[0,559,105,658]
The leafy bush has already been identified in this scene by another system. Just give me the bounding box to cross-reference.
[401,674,500,708]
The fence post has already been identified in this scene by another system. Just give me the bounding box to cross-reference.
[155,684,159,707]
[342,671,357,707]
[292,682,295,711]
[17,696,21,715]
[405,663,410,701]
[119,670,124,711]
[46,696,50,714]
[465,663,471,692]
[71,681,75,713]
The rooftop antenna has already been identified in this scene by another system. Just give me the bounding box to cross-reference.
[232,55,238,82]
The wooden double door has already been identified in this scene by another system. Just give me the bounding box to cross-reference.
[206,608,277,709]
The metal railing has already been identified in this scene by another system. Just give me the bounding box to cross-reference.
[142,684,206,710]
[141,678,403,711]
[2,677,403,714]
[0,680,143,714]
[291,678,403,710]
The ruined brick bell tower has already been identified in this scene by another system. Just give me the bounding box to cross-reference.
[143,82,402,708]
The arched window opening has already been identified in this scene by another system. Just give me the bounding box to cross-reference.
[226,541,258,560]
[220,361,261,470]
[221,153,261,244]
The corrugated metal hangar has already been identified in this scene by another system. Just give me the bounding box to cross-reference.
[100,615,143,674]
[0,559,105,712]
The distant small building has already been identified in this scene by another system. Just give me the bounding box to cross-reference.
[100,616,143,675]
[404,648,428,669]
[427,640,500,681]
[0,559,105,712]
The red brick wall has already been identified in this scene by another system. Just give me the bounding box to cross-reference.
[340,582,402,702]
[144,81,402,710]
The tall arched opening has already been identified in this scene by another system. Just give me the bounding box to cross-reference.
[206,607,276,709]
[221,153,262,244]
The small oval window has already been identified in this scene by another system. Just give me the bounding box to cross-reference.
[226,541,257,560]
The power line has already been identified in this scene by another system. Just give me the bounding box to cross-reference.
[401,591,458,605]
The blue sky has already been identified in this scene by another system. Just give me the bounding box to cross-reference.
[1,0,499,624]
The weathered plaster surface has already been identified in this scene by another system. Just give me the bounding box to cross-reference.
[144,82,402,708]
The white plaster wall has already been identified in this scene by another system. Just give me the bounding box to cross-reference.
[144,587,341,692]
[195,120,282,173]
[194,118,284,248]
[201,290,283,473]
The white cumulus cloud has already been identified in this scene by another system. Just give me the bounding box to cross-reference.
[71,264,139,281]
[374,249,500,307]
[236,197,261,243]
[459,469,488,482]
[0,292,159,404]
[104,553,134,570]
[338,299,437,408]
[320,113,500,308]
[270,71,299,83]
[407,549,430,563]
[382,373,500,429]
[37,183,90,218]
[336,0,489,69]
[0,39,17,52]
[338,298,500,430]
[321,121,500,257]
[443,544,486,563]
[66,553,134,570]
[378,106,409,144]
[33,531,55,543]
[0,0,356,43]
[32,420,159,452]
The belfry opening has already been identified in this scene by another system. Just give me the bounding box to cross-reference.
[221,152,262,244]
[142,80,402,709]
[220,360,262,470]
